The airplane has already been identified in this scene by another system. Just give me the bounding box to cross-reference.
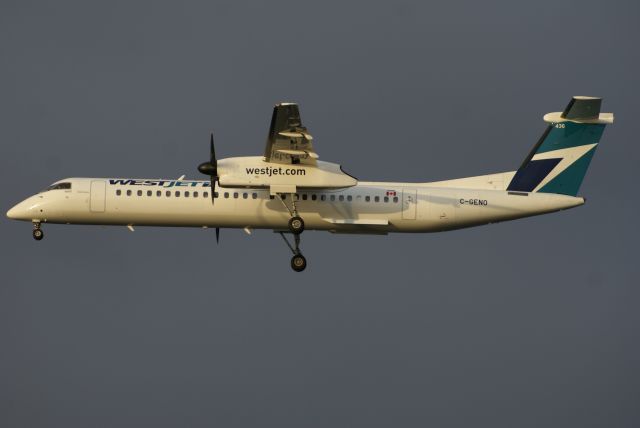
[7,96,613,271]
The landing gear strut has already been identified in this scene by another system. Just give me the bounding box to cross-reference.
[32,222,43,241]
[275,193,307,271]
[279,232,307,272]
[276,193,305,235]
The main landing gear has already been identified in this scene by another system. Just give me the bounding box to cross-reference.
[276,193,307,272]
[288,216,304,234]
[279,232,307,272]
[32,222,44,241]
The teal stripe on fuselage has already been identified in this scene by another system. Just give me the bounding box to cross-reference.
[538,146,598,196]
[536,122,605,154]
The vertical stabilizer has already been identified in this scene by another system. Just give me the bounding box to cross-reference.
[507,96,613,196]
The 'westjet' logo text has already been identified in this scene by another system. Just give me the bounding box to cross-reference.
[245,167,305,177]
[108,179,209,188]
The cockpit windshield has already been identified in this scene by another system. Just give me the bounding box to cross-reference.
[43,182,72,192]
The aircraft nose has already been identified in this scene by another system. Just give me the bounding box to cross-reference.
[6,200,32,220]
[7,205,20,219]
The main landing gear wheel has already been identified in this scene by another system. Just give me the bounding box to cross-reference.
[291,254,307,272]
[32,225,43,241]
[288,216,304,234]
[278,231,308,272]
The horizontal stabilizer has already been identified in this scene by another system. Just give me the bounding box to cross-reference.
[562,96,601,120]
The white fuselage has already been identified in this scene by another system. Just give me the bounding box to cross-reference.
[6,176,585,234]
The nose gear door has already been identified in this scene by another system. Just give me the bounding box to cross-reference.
[90,180,106,212]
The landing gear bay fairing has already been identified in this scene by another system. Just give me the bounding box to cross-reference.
[7,97,613,271]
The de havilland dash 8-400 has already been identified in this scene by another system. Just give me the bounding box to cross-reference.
[7,97,613,271]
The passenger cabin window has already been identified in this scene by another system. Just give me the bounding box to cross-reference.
[185,191,190,197]
[302,194,308,201]
[384,196,389,203]
[175,191,181,197]
[347,195,352,202]
[330,195,335,201]
[233,192,239,199]
[339,195,344,201]
[157,190,161,197]
[243,193,248,199]
[193,191,199,198]
[116,189,121,196]
[127,190,132,196]
[311,194,317,201]
[166,191,171,197]
[252,193,257,199]
[365,196,370,202]
[147,190,152,196]
[374,196,380,202]
[224,192,229,198]
[393,196,399,203]
[203,192,209,198]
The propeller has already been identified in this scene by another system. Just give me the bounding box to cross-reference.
[198,133,221,244]
[198,133,218,204]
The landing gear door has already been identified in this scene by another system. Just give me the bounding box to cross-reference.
[90,180,106,213]
[402,188,417,219]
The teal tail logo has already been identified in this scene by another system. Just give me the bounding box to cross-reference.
[507,96,613,196]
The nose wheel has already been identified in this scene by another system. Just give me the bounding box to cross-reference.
[32,222,44,241]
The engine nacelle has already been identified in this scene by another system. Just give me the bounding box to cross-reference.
[217,156,357,190]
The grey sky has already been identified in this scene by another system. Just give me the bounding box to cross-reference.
[1,1,638,427]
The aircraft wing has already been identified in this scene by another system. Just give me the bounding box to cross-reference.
[264,103,318,166]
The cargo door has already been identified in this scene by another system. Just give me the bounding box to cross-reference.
[90,180,106,212]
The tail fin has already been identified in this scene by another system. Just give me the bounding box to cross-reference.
[507,96,613,196]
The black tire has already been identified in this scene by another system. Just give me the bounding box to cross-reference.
[291,254,307,272]
[288,216,305,234]
[33,229,44,241]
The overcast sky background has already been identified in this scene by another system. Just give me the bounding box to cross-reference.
[1,1,638,427]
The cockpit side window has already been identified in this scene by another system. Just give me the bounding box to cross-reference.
[45,182,72,191]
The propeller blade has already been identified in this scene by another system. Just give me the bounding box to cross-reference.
[215,227,220,244]
[198,132,219,206]
[210,133,217,165]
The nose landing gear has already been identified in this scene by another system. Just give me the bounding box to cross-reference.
[32,222,44,241]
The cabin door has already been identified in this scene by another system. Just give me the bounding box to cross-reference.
[402,188,417,220]
[90,180,106,212]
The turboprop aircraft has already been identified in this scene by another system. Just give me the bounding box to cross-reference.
[7,97,613,271]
